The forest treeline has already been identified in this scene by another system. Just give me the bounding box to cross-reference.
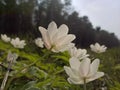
[0,0,120,48]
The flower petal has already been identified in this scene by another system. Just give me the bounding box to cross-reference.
[39,26,51,49]
[95,43,100,48]
[64,66,77,78]
[47,21,57,31]
[67,77,84,84]
[86,72,104,83]
[57,43,75,52]
[88,59,100,77]
[47,21,58,41]
[57,24,69,38]
[35,38,44,48]
[55,34,76,47]
[52,24,69,45]
[69,57,81,71]
[79,58,91,77]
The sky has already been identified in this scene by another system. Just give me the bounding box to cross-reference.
[71,0,120,39]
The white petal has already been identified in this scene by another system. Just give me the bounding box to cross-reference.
[95,43,100,50]
[79,54,89,60]
[47,21,58,42]
[95,43,100,47]
[58,43,75,52]
[55,34,76,47]
[88,59,100,77]
[86,72,104,83]
[52,35,75,52]
[67,77,84,84]
[39,26,51,49]
[15,37,20,43]
[35,38,44,48]
[74,48,80,58]
[57,24,69,38]
[77,49,88,59]
[47,21,57,31]
[79,58,91,77]
[51,24,69,44]
[69,57,80,71]
[90,44,94,49]
[64,66,77,78]
[101,45,107,51]
[52,42,74,52]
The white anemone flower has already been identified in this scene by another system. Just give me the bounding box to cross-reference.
[11,37,26,49]
[35,38,44,48]
[64,57,104,84]
[69,47,89,60]
[90,43,107,53]
[1,34,11,42]
[39,21,76,52]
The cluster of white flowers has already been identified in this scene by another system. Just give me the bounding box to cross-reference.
[38,21,106,85]
[1,21,107,86]
[1,34,26,49]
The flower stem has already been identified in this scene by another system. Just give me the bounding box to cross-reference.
[4,77,15,90]
[83,78,87,90]
[20,49,51,72]
[0,60,13,90]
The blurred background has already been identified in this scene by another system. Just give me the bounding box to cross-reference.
[0,0,120,48]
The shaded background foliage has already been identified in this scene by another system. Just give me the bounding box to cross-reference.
[0,0,120,48]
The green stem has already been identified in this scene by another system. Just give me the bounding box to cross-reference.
[54,69,64,75]
[20,49,52,72]
[83,78,87,90]
[0,60,13,90]
[29,49,51,66]
[4,77,15,90]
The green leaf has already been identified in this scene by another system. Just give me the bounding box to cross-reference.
[25,87,40,90]
[21,81,36,90]
[114,64,120,70]
[26,66,48,79]
[51,76,70,89]
[36,78,52,88]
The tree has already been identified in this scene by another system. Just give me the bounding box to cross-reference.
[0,0,37,35]
[0,0,119,47]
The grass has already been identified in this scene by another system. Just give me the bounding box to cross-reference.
[0,39,120,90]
